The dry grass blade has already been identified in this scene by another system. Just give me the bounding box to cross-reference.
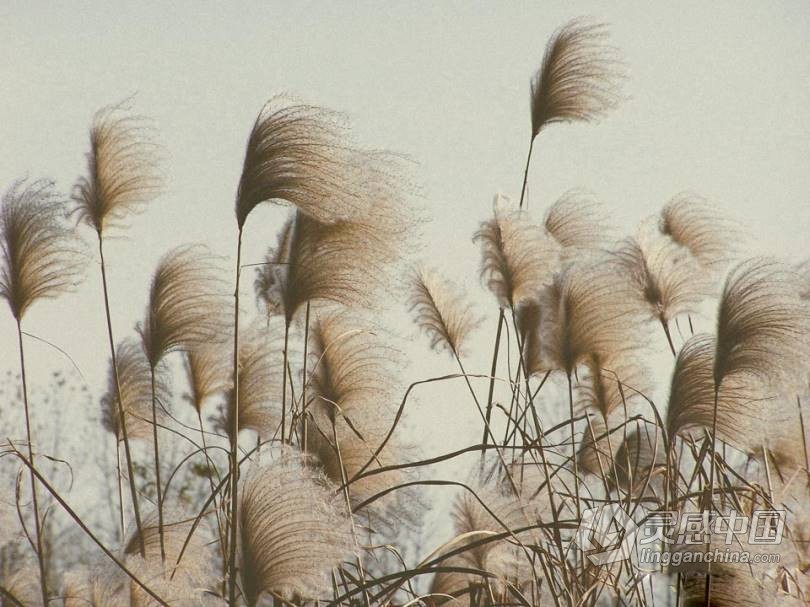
[659,193,739,271]
[543,190,612,254]
[239,451,354,603]
[72,102,162,233]
[474,204,558,308]
[137,244,229,367]
[235,95,407,228]
[615,224,714,324]
[714,258,809,386]
[101,339,169,442]
[530,18,622,138]
[409,266,481,357]
[182,342,231,415]
[0,178,83,320]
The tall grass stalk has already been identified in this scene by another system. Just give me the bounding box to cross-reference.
[14,321,48,606]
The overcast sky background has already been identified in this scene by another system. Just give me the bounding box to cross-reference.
[2,0,810,550]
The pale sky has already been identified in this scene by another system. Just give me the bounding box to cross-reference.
[2,0,810,547]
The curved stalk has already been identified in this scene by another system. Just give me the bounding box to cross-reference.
[660,316,676,357]
[228,227,243,607]
[301,301,311,452]
[97,234,145,556]
[280,321,290,444]
[481,309,504,456]
[197,410,227,592]
[115,442,125,540]
[703,385,721,606]
[15,321,48,606]
[518,138,535,209]
[150,365,165,561]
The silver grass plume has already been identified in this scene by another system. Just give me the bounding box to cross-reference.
[409,266,482,357]
[235,95,408,228]
[659,193,739,271]
[2,566,43,606]
[307,313,397,419]
[473,199,558,308]
[304,314,409,513]
[543,190,612,257]
[576,413,620,478]
[430,487,535,604]
[217,325,287,441]
[541,258,642,375]
[613,423,667,494]
[267,209,401,325]
[101,339,170,442]
[123,509,211,576]
[681,564,805,607]
[137,244,229,368]
[576,352,650,421]
[664,334,793,459]
[239,451,354,603]
[714,258,809,387]
[123,508,216,606]
[576,353,650,475]
[253,219,294,319]
[182,342,231,415]
[62,568,127,607]
[615,221,714,324]
[71,101,162,234]
[530,18,622,138]
[0,179,83,320]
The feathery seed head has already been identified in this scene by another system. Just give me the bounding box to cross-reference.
[270,210,398,325]
[615,221,714,323]
[235,95,411,230]
[182,342,231,415]
[542,258,642,375]
[714,258,810,387]
[239,450,355,603]
[101,338,169,442]
[543,190,612,257]
[530,18,622,138]
[474,203,558,308]
[409,266,482,358]
[137,244,229,368]
[0,178,84,320]
[218,325,286,441]
[72,101,162,234]
[659,193,739,271]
